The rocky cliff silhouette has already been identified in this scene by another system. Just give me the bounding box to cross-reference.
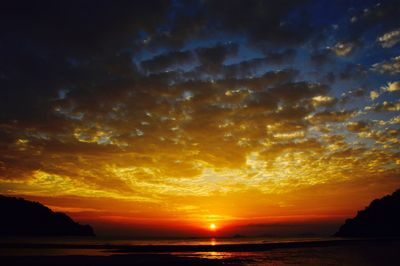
[0,195,95,236]
[335,189,400,237]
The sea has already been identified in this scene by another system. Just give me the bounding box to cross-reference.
[0,236,399,265]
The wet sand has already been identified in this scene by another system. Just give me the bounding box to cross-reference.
[1,238,399,265]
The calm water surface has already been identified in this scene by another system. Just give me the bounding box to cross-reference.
[1,237,399,265]
[0,236,334,256]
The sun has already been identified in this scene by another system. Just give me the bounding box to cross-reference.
[209,223,217,231]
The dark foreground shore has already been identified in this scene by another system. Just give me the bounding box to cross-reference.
[1,238,399,265]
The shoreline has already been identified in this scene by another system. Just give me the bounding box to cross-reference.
[0,238,399,253]
[1,238,399,265]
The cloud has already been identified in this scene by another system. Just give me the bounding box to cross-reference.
[347,1,400,44]
[346,121,370,133]
[370,90,380,100]
[366,101,400,112]
[331,42,356,56]
[337,63,367,81]
[268,82,328,104]
[372,56,400,75]
[368,81,399,101]
[195,43,239,67]
[221,58,271,78]
[307,110,355,124]
[378,28,400,48]
[311,95,335,107]
[381,81,400,92]
[0,1,171,53]
[262,49,297,64]
[140,50,195,73]
[339,88,365,104]
[0,0,399,226]
[203,0,313,45]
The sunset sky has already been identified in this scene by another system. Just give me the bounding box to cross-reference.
[0,0,399,237]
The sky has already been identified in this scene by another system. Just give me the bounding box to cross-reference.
[0,0,399,237]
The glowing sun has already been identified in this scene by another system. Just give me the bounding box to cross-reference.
[209,223,217,231]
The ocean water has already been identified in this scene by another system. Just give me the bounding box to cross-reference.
[0,235,331,245]
[0,236,334,258]
[0,235,331,254]
[0,236,399,265]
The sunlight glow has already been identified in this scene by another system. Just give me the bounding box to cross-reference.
[209,223,217,231]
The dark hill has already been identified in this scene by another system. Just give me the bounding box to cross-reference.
[0,195,95,236]
[335,189,400,237]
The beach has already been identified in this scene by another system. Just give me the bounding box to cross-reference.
[1,238,399,265]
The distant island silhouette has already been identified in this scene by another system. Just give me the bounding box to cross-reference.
[335,189,400,237]
[0,195,95,236]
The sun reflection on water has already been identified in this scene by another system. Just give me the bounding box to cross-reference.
[210,237,216,246]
